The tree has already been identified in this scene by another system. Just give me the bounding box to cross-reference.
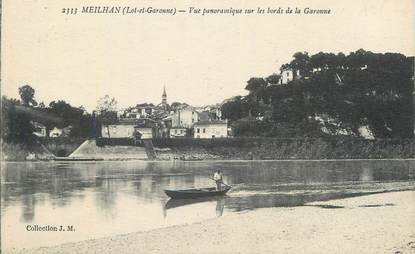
[18,85,37,106]
[69,113,97,138]
[304,50,413,138]
[99,111,118,138]
[289,52,311,76]
[1,96,13,141]
[46,100,96,137]
[97,95,118,113]
[266,74,281,85]
[221,96,249,121]
[48,100,83,127]
[230,117,275,137]
[245,77,267,94]
[222,50,414,138]
[2,96,35,143]
[96,95,118,138]
[19,85,37,106]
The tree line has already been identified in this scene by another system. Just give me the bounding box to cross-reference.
[221,49,414,138]
[2,49,413,143]
[1,85,100,143]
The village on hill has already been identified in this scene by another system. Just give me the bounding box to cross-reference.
[2,50,414,161]
[100,86,229,140]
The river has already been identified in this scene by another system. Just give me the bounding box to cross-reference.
[1,160,414,250]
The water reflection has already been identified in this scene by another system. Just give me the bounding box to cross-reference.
[164,196,225,211]
[1,160,415,250]
[21,195,36,222]
[163,196,226,218]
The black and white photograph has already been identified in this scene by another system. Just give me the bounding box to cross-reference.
[1,0,414,253]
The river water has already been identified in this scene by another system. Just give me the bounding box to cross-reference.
[1,160,415,250]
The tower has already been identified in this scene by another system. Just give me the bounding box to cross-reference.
[162,86,167,109]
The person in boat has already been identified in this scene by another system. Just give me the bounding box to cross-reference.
[213,170,223,190]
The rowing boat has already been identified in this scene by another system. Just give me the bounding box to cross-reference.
[164,186,231,199]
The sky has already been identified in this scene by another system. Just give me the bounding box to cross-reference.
[2,0,414,112]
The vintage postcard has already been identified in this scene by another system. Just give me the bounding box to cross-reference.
[1,0,414,253]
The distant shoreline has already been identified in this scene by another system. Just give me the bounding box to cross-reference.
[2,158,415,163]
[2,137,414,161]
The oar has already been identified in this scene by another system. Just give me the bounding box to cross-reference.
[208,176,232,188]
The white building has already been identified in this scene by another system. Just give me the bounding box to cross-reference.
[169,127,187,138]
[171,107,199,128]
[49,126,72,137]
[194,120,228,139]
[101,124,135,138]
[101,125,154,139]
[280,67,300,85]
[101,119,155,139]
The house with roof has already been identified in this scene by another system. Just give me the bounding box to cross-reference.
[122,103,155,119]
[170,107,199,128]
[193,120,228,139]
[162,107,198,138]
[101,118,157,139]
[119,87,170,120]
[101,118,135,138]
[280,66,301,85]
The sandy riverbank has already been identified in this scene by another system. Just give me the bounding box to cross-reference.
[15,191,415,254]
